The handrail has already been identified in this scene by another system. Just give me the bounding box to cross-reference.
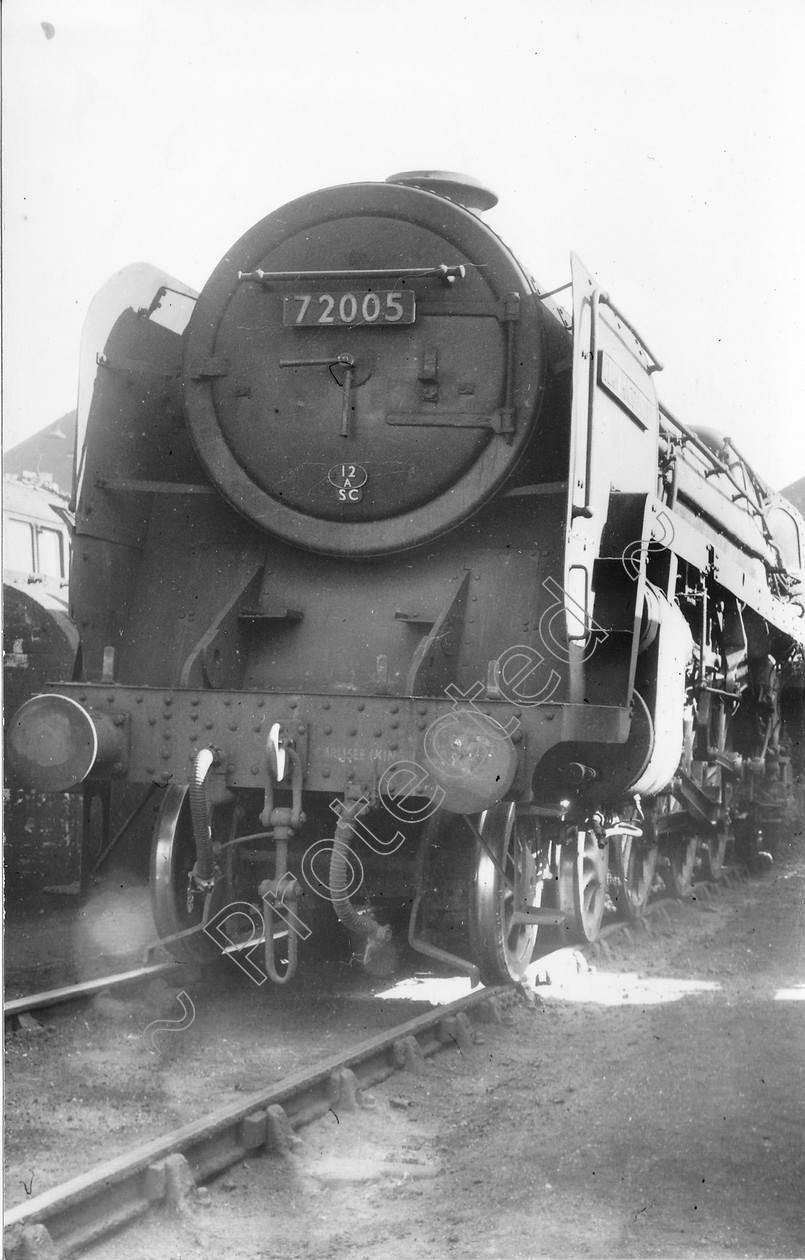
[238,264,466,285]
[599,292,664,375]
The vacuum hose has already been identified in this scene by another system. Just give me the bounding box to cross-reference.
[328,799,393,964]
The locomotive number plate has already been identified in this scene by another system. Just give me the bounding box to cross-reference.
[283,290,416,327]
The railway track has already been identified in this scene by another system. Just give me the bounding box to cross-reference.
[3,865,750,1258]
[4,981,514,1258]
[4,920,288,1026]
[3,962,180,1028]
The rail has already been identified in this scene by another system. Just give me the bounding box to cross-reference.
[4,982,511,1257]
[4,961,180,1023]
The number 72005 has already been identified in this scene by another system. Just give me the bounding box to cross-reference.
[283,289,416,327]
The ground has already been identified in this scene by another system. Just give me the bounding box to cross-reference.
[5,836,805,1259]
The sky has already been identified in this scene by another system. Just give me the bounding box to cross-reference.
[3,0,804,491]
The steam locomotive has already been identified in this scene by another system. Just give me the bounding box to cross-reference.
[8,172,804,984]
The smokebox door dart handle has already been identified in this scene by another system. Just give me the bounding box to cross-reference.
[278,355,355,368]
[278,355,356,436]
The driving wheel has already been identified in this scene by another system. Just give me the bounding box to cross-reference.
[468,802,546,983]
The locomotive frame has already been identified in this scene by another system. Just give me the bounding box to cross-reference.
[8,171,805,984]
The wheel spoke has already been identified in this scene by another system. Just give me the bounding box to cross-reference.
[664,832,698,897]
[700,828,728,881]
[468,803,544,984]
[613,833,659,920]
[557,827,608,943]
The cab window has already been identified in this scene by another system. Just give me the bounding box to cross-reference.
[3,519,66,578]
[4,519,35,572]
[37,527,65,578]
[767,506,802,570]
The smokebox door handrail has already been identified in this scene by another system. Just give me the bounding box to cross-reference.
[238,264,467,285]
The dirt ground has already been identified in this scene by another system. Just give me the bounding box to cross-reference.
[6,837,805,1259]
[3,878,443,1209]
